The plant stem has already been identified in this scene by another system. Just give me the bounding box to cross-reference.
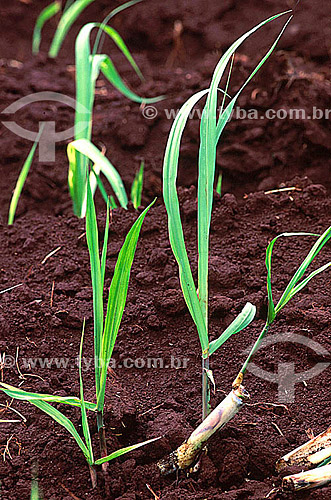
[232,322,270,389]
[202,356,210,420]
[97,410,108,472]
[89,464,97,489]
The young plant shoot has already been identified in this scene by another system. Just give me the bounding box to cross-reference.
[70,2,163,217]
[84,173,156,462]
[158,226,331,474]
[1,182,158,486]
[163,10,292,426]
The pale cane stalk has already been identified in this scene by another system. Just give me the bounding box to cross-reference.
[158,385,249,474]
[282,464,331,492]
[276,426,331,471]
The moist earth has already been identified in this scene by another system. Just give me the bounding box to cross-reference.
[0,0,330,499]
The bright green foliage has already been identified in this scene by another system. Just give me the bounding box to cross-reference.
[131,161,144,208]
[163,11,292,418]
[216,172,222,196]
[8,125,44,225]
[68,139,128,218]
[0,380,94,463]
[71,4,163,217]
[240,226,331,375]
[32,1,61,55]
[95,437,160,465]
[85,178,155,411]
[209,303,256,356]
[266,228,331,324]
[163,11,291,360]
[49,0,96,58]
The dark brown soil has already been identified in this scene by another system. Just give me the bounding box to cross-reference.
[1,178,330,499]
[0,0,330,219]
[0,1,330,499]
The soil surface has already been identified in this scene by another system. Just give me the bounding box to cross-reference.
[0,1,330,499]
[0,179,331,500]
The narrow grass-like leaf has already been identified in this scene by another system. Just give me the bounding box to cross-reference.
[86,179,103,396]
[216,172,222,196]
[48,0,95,58]
[8,125,44,225]
[101,198,110,290]
[32,1,61,55]
[95,436,161,465]
[91,167,109,206]
[92,0,143,65]
[0,383,96,410]
[131,161,144,208]
[275,227,331,314]
[100,57,163,104]
[264,230,330,323]
[109,196,117,209]
[209,302,256,355]
[97,200,156,411]
[163,90,210,354]
[198,11,292,332]
[215,15,292,141]
[31,400,91,462]
[79,319,94,464]
[71,18,163,217]
[68,139,128,217]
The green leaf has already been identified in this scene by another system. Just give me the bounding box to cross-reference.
[68,139,128,217]
[197,11,292,333]
[48,0,96,58]
[79,319,94,464]
[101,198,110,290]
[32,1,61,55]
[95,436,160,465]
[216,172,222,196]
[0,383,92,462]
[97,200,156,411]
[100,56,163,104]
[275,227,331,314]
[0,382,96,411]
[32,400,91,462]
[86,178,103,397]
[209,302,256,355]
[131,161,144,208]
[8,125,44,225]
[264,228,331,323]
[163,89,210,355]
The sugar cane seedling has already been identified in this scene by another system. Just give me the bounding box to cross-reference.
[232,225,331,390]
[0,320,159,487]
[162,11,292,427]
[70,1,163,217]
[8,125,44,225]
[32,0,97,57]
[84,171,157,463]
[159,226,331,475]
